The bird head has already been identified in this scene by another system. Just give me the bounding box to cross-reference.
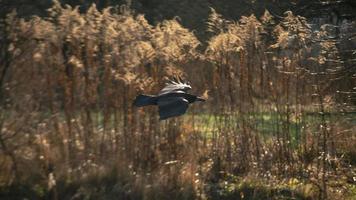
[197,89,209,102]
[196,96,206,102]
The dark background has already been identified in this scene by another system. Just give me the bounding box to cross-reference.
[1,0,356,40]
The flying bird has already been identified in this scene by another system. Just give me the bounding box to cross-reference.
[133,77,206,120]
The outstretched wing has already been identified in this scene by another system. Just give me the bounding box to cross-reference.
[158,77,192,95]
[158,97,189,120]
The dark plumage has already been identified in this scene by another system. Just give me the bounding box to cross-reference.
[133,77,205,120]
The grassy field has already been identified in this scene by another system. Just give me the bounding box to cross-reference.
[1,2,355,199]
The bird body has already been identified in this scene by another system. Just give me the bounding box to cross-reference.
[133,77,205,120]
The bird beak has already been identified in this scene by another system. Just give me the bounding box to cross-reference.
[197,96,206,102]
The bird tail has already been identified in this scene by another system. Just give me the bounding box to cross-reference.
[133,94,157,107]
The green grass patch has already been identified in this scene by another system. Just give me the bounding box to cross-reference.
[187,111,356,147]
[206,175,317,200]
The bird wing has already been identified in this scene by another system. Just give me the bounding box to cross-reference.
[157,97,189,120]
[158,78,192,95]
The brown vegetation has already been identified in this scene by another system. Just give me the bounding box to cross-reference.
[0,2,355,200]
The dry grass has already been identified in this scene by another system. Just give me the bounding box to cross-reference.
[0,2,355,200]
